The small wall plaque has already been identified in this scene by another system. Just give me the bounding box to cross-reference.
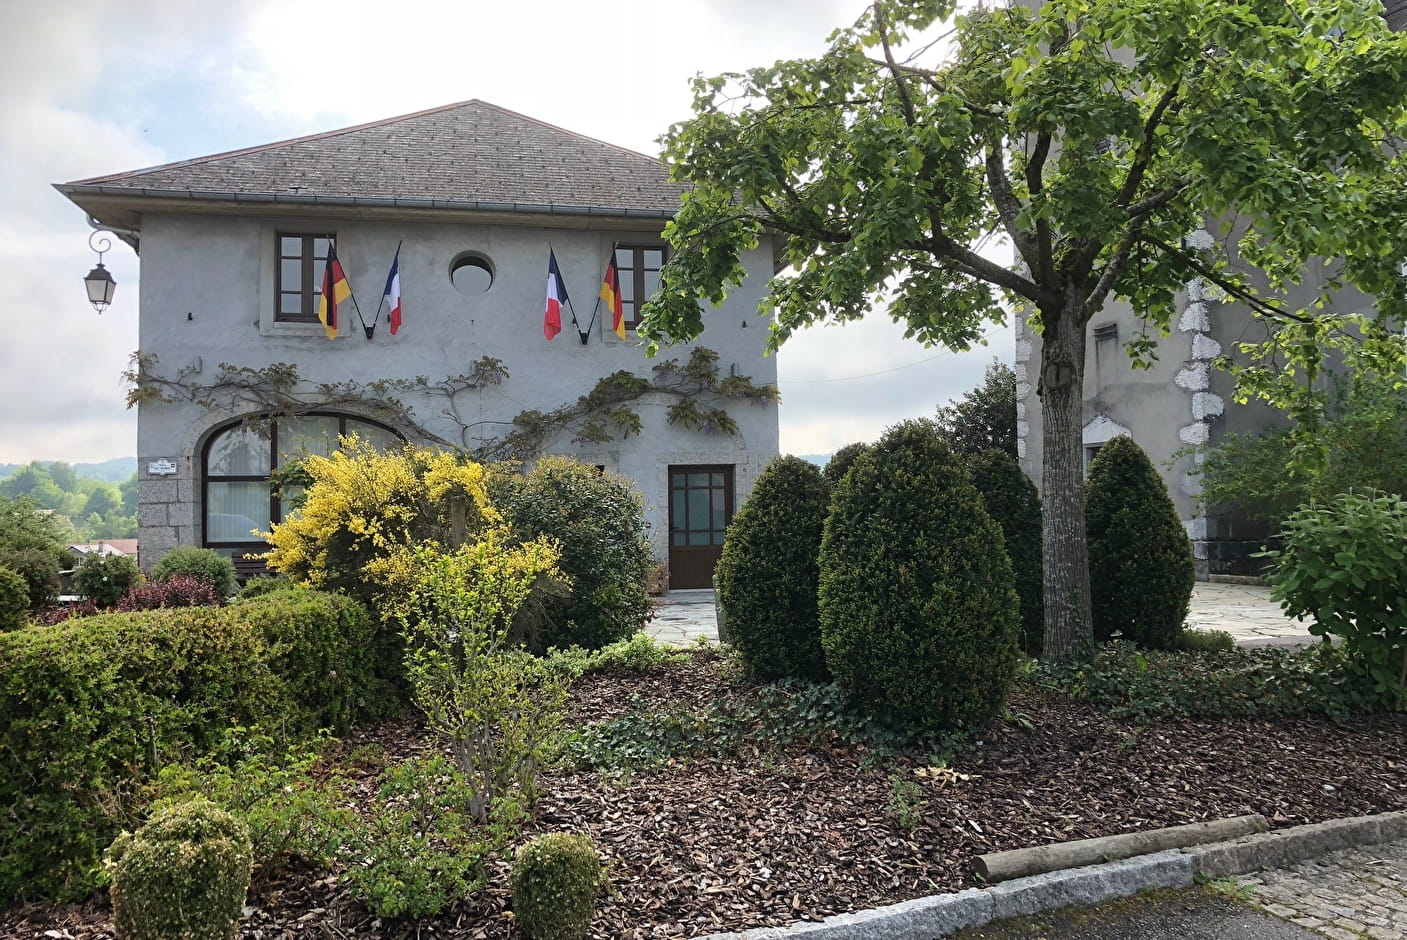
[147,459,178,476]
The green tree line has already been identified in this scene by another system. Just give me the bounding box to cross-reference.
[0,462,137,541]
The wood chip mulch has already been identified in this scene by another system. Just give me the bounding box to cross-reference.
[6,652,1405,939]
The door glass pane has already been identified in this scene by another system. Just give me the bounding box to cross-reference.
[208,426,270,475]
[279,416,339,465]
[687,488,710,531]
[711,502,727,531]
[207,482,270,541]
[711,529,726,545]
[672,531,686,546]
[671,491,686,531]
[688,531,710,545]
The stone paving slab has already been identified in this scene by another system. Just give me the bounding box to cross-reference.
[645,583,1315,650]
[1238,839,1407,940]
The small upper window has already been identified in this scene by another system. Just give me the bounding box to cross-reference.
[615,246,665,332]
[276,233,334,322]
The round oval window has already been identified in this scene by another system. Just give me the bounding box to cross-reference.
[450,253,494,295]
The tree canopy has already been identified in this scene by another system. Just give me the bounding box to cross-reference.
[934,358,1016,459]
[641,0,1407,660]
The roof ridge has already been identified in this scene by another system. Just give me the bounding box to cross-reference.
[64,100,478,187]
[468,99,667,166]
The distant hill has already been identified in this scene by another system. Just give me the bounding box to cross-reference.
[0,457,136,482]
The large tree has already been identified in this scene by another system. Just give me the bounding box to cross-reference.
[640,0,1407,660]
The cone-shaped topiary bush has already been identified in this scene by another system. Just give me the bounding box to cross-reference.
[107,798,253,940]
[823,442,871,487]
[968,448,1044,656]
[1085,435,1196,650]
[510,833,604,940]
[819,420,1020,731]
[152,546,237,598]
[715,455,830,681]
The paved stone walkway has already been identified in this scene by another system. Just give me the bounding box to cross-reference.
[644,582,1315,649]
[1238,840,1407,939]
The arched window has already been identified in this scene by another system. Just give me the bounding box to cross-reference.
[202,413,401,550]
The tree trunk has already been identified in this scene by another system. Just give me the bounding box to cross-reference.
[1038,302,1094,662]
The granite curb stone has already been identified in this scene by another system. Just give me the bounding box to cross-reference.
[695,811,1407,939]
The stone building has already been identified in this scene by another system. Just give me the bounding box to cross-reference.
[57,100,780,588]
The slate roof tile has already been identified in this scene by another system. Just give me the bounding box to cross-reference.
[64,100,685,214]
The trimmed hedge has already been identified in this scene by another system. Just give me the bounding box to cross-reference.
[715,455,830,681]
[818,420,1020,731]
[968,448,1044,656]
[0,565,26,632]
[823,442,871,487]
[1086,435,1195,650]
[152,546,238,597]
[0,590,381,904]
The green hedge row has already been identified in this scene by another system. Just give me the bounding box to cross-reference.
[0,589,386,904]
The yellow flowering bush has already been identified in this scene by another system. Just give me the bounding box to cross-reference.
[262,438,497,601]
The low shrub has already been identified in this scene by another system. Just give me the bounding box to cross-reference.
[1264,491,1407,708]
[150,735,354,887]
[510,833,605,940]
[29,599,99,626]
[106,799,252,940]
[1028,642,1382,721]
[1176,629,1236,653]
[716,455,830,682]
[0,565,26,632]
[488,457,654,652]
[544,632,689,680]
[0,590,381,903]
[236,574,297,600]
[1086,436,1195,650]
[819,420,1020,731]
[342,755,523,919]
[152,546,237,597]
[74,552,142,609]
[117,575,222,611]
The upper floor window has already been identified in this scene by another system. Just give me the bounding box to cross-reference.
[615,246,665,332]
[202,413,401,548]
[276,233,334,322]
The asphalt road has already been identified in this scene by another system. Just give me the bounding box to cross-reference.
[952,888,1320,940]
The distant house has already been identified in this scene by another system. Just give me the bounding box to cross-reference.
[57,101,781,588]
[68,540,139,560]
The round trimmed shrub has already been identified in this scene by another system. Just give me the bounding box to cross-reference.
[510,833,604,940]
[0,566,26,632]
[823,442,871,487]
[152,546,237,597]
[715,455,830,681]
[1085,435,1196,650]
[74,552,141,609]
[818,419,1020,731]
[0,548,59,611]
[107,798,253,940]
[968,448,1044,656]
[487,457,652,652]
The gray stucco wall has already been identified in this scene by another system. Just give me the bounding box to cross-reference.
[133,211,780,568]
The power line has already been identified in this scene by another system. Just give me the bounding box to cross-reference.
[782,350,956,384]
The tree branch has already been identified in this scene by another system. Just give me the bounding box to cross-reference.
[985,145,1040,273]
[1142,234,1314,324]
[874,2,919,128]
[1025,131,1056,285]
[1117,81,1183,208]
[926,232,1048,304]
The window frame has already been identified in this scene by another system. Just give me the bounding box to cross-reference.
[201,412,401,549]
[275,232,335,323]
[614,245,667,332]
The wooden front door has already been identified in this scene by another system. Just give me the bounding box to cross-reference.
[668,465,734,589]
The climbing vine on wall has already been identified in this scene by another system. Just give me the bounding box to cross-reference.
[123,346,778,461]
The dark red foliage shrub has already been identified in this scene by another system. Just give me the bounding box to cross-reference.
[31,601,100,626]
[117,576,222,611]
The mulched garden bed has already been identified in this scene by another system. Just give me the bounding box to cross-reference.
[6,650,1406,939]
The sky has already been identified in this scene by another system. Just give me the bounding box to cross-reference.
[0,0,1014,465]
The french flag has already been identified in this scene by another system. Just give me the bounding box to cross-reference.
[383,242,403,335]
[544,249,567,340]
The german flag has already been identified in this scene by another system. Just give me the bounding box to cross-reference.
[600,253,625,339]
[318,243,351,340]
